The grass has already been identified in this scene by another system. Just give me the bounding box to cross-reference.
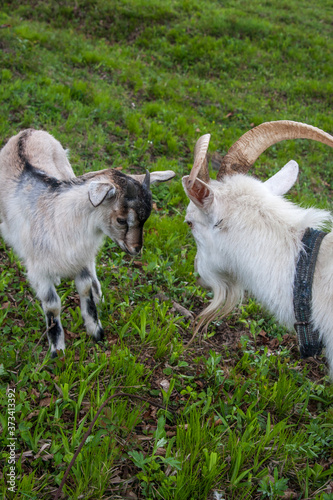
[0,0,333,498]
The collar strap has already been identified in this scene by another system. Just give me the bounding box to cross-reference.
[293,228,327,358]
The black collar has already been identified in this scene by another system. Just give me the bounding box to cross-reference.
[293,228,327,358]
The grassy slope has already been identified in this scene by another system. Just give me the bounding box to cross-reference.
[0,1,333,499]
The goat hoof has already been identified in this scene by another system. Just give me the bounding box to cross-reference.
[94,327,105,343]
[50,350,58,359]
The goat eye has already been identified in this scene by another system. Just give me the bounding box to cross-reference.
[117,218,127,225]
[186,220,193,228]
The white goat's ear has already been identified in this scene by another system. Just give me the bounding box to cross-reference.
[264,160,299,196]
[128,170,175,184]
[182,176,214,212]
[88,181,116,207]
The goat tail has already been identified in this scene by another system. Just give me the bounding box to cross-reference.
[185,279,243,349]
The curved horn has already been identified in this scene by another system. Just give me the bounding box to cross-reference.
[217,120,333,180]
[187,134,211,188]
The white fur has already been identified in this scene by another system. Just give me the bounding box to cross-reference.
[0,129,175,357]
[183,161,333,376]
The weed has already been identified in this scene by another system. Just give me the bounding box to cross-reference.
[258,468,289,499]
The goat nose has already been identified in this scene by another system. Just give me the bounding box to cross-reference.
[134,245,142,254]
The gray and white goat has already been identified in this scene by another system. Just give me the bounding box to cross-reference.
[0,129,175,357]
[182,121,333,376]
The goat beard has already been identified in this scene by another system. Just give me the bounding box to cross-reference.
[194,268,243,334]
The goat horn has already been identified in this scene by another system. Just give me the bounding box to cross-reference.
[126,179,138,199]
[217,120,333,180]
[143,169,150,191]
[187,134,211,187]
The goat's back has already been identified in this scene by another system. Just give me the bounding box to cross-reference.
[0,129,75,182]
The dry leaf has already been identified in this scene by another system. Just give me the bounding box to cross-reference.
[31,388,40,398]
[137,435,154,441]
[110,475,122,484]
[40,395,54,407]
[35,443,51,459]
[65,330,79,339]
[26,410,40,420]
[160,379,170,392]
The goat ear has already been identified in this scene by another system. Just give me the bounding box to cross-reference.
[88,181,116,207]
[150,171,175,184]
[182,176,214,212]
[264,160,299,196]
[128,170,175,184]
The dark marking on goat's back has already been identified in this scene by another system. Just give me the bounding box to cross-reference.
[17,129,34,164]
[17,129,86,192]
[19,162,86,192]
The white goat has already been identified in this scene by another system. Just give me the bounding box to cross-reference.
[0,129,175,357]
[182,121,333,376]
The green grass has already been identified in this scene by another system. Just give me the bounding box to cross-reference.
[1,1,333,498]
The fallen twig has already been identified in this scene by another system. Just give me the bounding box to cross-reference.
[155,292,194,320]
